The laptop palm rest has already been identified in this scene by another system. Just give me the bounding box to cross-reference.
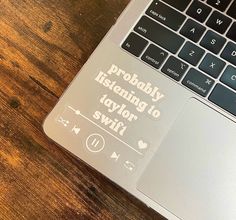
[137,98,236,220]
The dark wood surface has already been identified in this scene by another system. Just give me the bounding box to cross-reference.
[0,1,166,220]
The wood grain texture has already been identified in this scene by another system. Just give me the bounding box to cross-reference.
[0,1,166,219]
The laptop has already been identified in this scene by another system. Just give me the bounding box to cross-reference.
[43,0,236,219]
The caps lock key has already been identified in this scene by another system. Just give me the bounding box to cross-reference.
[146,0,186,31]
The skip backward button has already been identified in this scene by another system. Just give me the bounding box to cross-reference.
[86,134,105,153]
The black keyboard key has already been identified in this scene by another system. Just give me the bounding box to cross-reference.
[146,1,186,31]
[209,84,236,116]
[162,0,191,11]
[141,44,168,69]
[221,42,236,66]
[182,68,215,97]
[179,41,205,66]
[180,19,206,42]
[220,65,236,91]
[162,56,188,81]
[199,53,226,78]
[122,32,148,57]
[227,1,236,19]
[200,30,226,54]
[134,16,185,54]
[206,11,232,34]
[226,22,236,42]
[187,1,212,23]
[207,0,232,11]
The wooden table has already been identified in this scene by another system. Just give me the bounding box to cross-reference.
[0,1,165,219]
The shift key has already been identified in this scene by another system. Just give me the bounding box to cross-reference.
[134,16,185,54]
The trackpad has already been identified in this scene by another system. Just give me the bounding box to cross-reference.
[137,99,236,220]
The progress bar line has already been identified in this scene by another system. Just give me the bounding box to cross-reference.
[68,106,143,156]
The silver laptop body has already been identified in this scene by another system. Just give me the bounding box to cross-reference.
[43,0,236,219]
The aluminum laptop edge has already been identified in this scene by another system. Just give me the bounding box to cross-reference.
[43,0,236,219]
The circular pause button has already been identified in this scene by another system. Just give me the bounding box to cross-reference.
[86,134,105,153]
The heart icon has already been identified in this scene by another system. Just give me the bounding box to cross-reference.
[138,140,148,150]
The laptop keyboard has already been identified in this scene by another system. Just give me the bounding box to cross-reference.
[121,0,236,117]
